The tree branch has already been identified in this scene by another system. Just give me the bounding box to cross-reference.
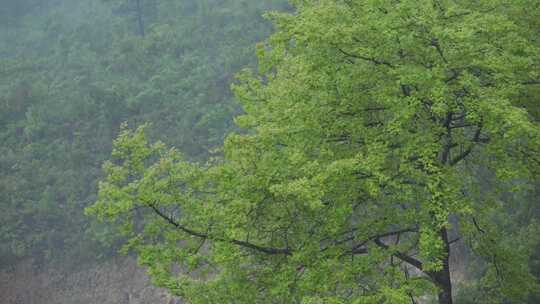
[149,204,292,255]
[431,38,448,64]
[348,227,418,254]
[337,47,394,68]
[373,238,425,271]
[522,80,540,85]
[449,122,484,165]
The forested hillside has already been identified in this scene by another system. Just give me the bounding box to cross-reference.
[0,0,288,266]
[1,1,539,304]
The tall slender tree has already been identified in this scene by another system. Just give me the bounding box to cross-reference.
[104,0,156,36]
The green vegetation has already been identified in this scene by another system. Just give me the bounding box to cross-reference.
[0,0,288,265]
[87,1,540,303]
[1,0,538,304]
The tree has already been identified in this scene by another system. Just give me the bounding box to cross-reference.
[104,0,159,37]
[87,1,540,303]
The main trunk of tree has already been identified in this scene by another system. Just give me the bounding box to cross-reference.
[436,228,453,304]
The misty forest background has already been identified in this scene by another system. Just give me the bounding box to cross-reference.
[0,0,539,303]
[1,0,288,265]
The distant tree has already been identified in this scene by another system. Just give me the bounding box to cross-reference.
[103,0,158,36]
[87,1,540,303]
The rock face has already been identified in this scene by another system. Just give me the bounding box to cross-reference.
[0,257,181,304]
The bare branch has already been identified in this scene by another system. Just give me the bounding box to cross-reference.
[337,48,394,68]
[148,204,292,255]
[449,122,485,165]
[373,238,425,271]
[348,227,418,254]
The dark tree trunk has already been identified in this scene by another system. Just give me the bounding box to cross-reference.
[135,0,145,37]
[435,228,453,304]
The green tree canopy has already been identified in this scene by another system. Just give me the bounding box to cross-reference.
[87,0,539,303]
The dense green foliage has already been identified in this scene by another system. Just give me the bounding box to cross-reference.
[87,1,540,303]
[1,0,539,303]
[0,0,288,265]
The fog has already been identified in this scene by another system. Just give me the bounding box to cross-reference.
[0,0,540,304]
[0,0,286,267]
